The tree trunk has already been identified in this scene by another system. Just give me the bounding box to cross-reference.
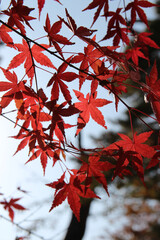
[64,132,92,240]
[64,199,92,240]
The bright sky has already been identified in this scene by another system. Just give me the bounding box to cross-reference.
[0,0,158,239]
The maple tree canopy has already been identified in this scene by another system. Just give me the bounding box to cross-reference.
[0,0,159,223]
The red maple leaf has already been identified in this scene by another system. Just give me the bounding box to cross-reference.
[26,144,59,175]
[83,0,109,27]
[105,131,155,182]
[7,39,56,83]
[13,117,63,175]
[126,32,160,66]
[0,67,27,109]
[78,154,115,194]
[47,57,78,103]
[58,9,97,46]
[0,197,26,222]
[106,71,128,111]
[126,47,148,66]
[137,32,160,49]
[45,101,79,141]
[146,149,160,170]
[0,24,14,45]
[74,90,112,135]
[47,172,81,221]
[2,0,36,35]
[109,146,135,180]
[44,14,74,57]
[125,0,157,29]
[102,8,130,45]
[144,60,160,124]
[114,132,154,158]
[47,170,100,221]
[103,26,130,46]
[71,35,103,89]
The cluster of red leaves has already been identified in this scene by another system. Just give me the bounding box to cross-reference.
[2,0,35,35]
[44,14,74,58]
[104,131,155,183]
[0,0,160,222]
[47,169,101,221]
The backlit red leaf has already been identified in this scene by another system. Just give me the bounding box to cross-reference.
[74,90,112,135]
[145,61,160,124]
[125,0,157,29]
[2,0,35,35]
[8,39,56,83]
[83,0,109,26]
[0,24,14,45]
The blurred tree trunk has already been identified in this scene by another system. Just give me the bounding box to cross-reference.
[64,199,92,240]
[64,132,92,240]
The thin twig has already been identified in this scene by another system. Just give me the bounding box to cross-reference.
[0,214,45,240]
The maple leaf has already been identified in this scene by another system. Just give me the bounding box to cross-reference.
[83,0,109,27]
[127,32,160,66]
[2,0,36,35]
[47,172,81,221]
[103,26,130,46]
[144,60,160,124]
[102,8,130,45]
[13,119,51,156]
[126,47,148,66]
[13,99,52,150]
[137,32,160,49]
[0,197,26,222]
[107,8,127,31]
[38,0,45,17]
[47,57,78,103]
[7,39,56,83]
[78,154,115,194]
[71,35,103,89]
[38,0,62,18]
[0,67,27,109]
[0,24,14,45]
[0,0,159,224]
[110,146,135,180]
[146,150,160,170]
[26,144,57,175]
[44,14,74,57]
[105,131,155,182]
[0,67,46,119]
[106,71,128,111]
[115,132,155,159]
[47,170,100,221]
[125,0,157,29]
[45,101,79,141]
[14,119,63,174]
[74,90,112,135]
[13,95,51,137]
[58,9,97,46]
